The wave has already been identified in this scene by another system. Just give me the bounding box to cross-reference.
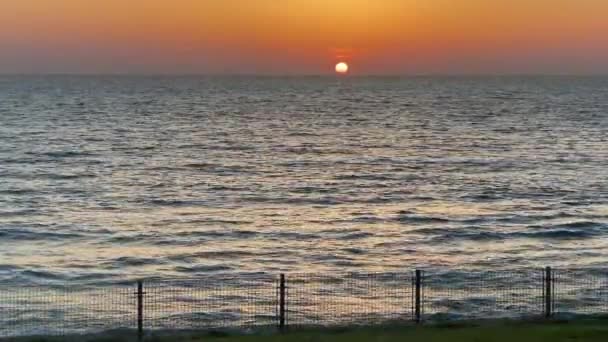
[176,230,258,238]
[0,158,45,165]
[206,185,250,192]
[0,209,41,217]
[42,173,97,180]
[182,162,221,169]
[552,221,602,229]
[395,212,589,227]
[148,163,254,174]
[311,229,375,241]
[341,232,374,240]
[0,189,40,195]
[20,269,68,281]
[495,212,577,223]
[285,132,320,137]
[517,229,600,239]
[243,196,345,206]
[417,224,605,243]
[271,231,321,240]
[103,257,167,269]
[151,218,253,227]
[333,174,401,181]
[147,199,208,207]
[1,172,97,181]
[0,228,83,241]
[0,264,22,272]
[396,213,450,224]
[29,151,97,158]
[332,260,366,267]
[169,250,258,261]
[174,265,233,273]
[342,247,366,255]
[104,230,260,245]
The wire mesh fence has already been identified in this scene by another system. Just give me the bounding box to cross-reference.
[144,274,277,331]
[287,272,413,328]
[422,269,545,321]
[1,268,608,339]
[553,268,608,316]
[0,283,135,338]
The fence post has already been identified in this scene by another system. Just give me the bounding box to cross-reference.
[415,270,422,323]
[279,274,286,332]
[545,267,552,318]
[137,280,144,342]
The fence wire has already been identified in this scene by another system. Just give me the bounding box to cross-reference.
[2,269,608,338]
[553,268,608,316]
[422,269,545,320]
[286,272,413,328]
[0,283,135,338]
[144,274,277,331]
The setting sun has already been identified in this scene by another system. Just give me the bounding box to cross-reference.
[335,62,349,74]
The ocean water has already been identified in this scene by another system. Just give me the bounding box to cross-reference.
[1,75,608,286]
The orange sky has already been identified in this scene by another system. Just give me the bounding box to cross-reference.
[1,0,608,74]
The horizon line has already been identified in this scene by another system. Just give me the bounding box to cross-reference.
[1,72,608,77]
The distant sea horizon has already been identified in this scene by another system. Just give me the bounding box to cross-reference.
[2,73,608,77]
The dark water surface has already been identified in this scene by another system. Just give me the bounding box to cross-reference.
[1,76,608,285]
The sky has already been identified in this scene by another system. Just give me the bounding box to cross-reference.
[1,0,608,75]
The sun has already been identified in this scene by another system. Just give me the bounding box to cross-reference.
[335,62,349,74]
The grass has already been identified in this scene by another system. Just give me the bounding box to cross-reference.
[6,320,608,342]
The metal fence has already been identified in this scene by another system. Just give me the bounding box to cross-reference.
[0,284,135,337]
[422,269,546,321]
[1,268,608,339]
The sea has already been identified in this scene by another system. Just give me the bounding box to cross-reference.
[1,75,608,287]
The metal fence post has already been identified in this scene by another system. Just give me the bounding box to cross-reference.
[415,270,422,323]
[545,267,552,318]
[137,280,144,341]
[279,274,286,332]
